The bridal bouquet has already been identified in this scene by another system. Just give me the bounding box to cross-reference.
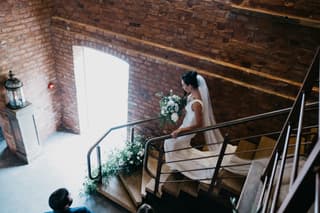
[156,89,185,125]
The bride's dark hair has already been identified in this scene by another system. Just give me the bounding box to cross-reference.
[181,71,198,88]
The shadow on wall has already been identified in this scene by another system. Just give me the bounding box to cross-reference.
[0,126,25,168]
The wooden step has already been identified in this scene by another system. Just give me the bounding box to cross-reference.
[119,169,143,207]
[198,182,220,195]
[161,173,182,197]
[142,156,171,198]
[97,176,137,213]
[161,172,200,198]
[219,169,246,196]
[254,136,276,159]
[197,169,246,196]
[179,179,199,198]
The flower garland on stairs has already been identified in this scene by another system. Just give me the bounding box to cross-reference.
[83,134,146,195]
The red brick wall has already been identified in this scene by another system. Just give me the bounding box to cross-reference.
[51,0,318,137]
[52,0,320,82]
[232,0,320,19]
[1,0,319,151]
[0,0,59,151]
[50,16,293,138]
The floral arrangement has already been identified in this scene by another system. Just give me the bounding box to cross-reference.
[83,135,146,195]
[156,89,185,126]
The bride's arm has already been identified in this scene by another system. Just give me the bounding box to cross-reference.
[171,102,203,138]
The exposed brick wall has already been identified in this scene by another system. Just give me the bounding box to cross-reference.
[232,0,320,19]
[51,16,293,138]
[0,0,59,151]
[53,0,320,83]
[50,0,318,137]
[1,0,319,153]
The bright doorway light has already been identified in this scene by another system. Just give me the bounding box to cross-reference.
[73,46,129,151]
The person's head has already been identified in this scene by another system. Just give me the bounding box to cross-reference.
[181,71,198,93]
[137,203,154,213]
[48,188,73,211]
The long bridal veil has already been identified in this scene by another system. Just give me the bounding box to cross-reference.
[197,75,224,152]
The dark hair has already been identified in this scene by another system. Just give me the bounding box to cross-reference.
[181,71,198,88]
[49,188,71,211]
[137,203,154,213]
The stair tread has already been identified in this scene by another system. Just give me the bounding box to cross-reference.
[162,173,200,198]
[142,156,171,197]
[119,169,143,207]
[179,179,199,197]
[97,176,137,213]
[161,174,182,197]
[197,169,246,196]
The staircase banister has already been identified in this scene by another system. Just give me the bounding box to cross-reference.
[262,47,320,180]
[87,116,160,180]
[87,117,160,156]
[143,102,318,180]
[277,139,320,212]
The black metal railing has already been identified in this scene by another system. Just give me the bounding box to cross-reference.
[143,102,317,194]
[86,117,159,181]
[86,47,319,212]
[255,47,319,213]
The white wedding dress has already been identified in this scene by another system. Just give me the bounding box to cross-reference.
[164,75,251,183]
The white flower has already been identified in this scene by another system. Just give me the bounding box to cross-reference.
[138,149,144,156]
[158,89,183,124]
[174,104,179,112]
[119,159,124,166]
[171,113,179,122]
[168,100,175,106]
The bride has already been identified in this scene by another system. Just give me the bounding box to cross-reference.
[164,71,249,182]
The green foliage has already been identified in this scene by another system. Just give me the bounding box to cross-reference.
[82,135,146,195]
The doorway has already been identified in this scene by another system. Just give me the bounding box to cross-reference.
[73,46,129,151]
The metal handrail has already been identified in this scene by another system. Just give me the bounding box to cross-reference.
[257,46,319,212]
[87,117,160,180]
[262,47,319,179]
[143,102,318,182]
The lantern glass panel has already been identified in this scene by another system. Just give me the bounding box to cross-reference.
[4,71,26,109]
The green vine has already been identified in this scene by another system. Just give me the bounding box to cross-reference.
[82,135,146,195]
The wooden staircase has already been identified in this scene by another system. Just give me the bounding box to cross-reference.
[94,154,171,212]
[93,136,269,212]
[86,47,319,213]
[95,152,244,212]
[94,129,317,212]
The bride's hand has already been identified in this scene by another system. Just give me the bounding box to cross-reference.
[171,128,181,138]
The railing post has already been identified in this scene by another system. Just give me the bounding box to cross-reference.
[256,176,268,212]
[290,93,305,186]
[130,127,135,144]
[154,143,164,194]
[315,166,320,213]
[270,124,291,213]
[262,151,279,213]
[97,146,102,183]
[209,133,229,192]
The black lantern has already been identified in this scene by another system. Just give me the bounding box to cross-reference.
[4,70,26,109]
